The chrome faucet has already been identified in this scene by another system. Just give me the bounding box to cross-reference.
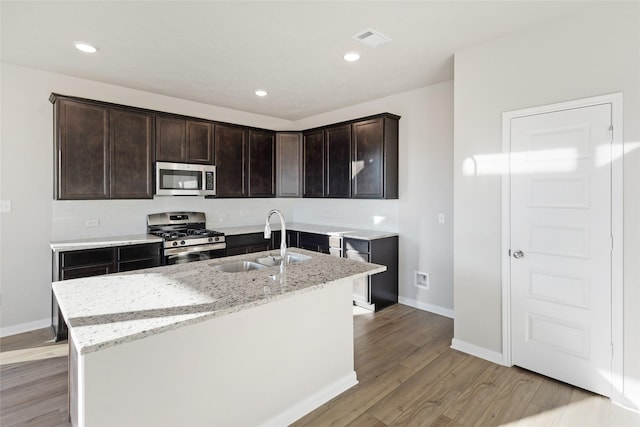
[264,209,287,259]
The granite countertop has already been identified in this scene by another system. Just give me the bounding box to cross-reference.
[52,249,385,355]
[220,222,398,241]
[50,234,163,252]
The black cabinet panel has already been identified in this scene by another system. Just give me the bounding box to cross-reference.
[248,130,275,197]
[303,130,325,197]
[53,243,162,341]
[56,99,109,199]
[186,120,213,164]
[325,124,352,198]
[215,124,248,197]
[110,108,154,199]
[155,115,186,162]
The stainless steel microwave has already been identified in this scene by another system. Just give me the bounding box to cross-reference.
[155,162,216,196]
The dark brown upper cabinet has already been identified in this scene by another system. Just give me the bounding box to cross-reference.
[352,115,399,199]
[214,123,248,197]
[52,96,153,200]
[303,129,325,197]
[276,132,302,197]
[325,124,352,198]
[155,115,213,164]
[302,114,398,199]
[248,129,275,197]
[110,108,154,198]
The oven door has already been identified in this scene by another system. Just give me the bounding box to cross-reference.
[164,244,226,265]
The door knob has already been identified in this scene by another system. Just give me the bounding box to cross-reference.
[513,250,525,259]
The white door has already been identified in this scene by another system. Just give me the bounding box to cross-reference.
[510,103,612,397]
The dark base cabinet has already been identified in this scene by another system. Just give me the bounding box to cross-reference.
[225,232,278,256]
[345,236,398,311]
[52,243,162,341]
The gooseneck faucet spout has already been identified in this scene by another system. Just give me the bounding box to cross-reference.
[264,209,287,259]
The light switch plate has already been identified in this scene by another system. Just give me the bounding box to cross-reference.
[0,200,11,213]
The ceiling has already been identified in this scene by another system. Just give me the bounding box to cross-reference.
[1,1,595,121]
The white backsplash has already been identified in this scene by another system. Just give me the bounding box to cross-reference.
[291,198,399,232]
[51,197,295,241]
[51,197,397,241]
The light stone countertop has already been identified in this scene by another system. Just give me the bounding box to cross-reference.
[220,222,398,241]
[50,234,163,252]
[52,249,385,355]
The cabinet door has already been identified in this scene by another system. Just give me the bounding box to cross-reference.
[110,109,154,198]
[155,115,186,162]
[303,130,325,197]
[353,117,398,199]
[214,124,248,197]
[56,100,109,199]
[186,120,213,164]
[248,130,275,197]
[276,133,302,197]
[325,124,352,198]
[352,118,384,198]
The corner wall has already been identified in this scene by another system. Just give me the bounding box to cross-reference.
[293,81,455,317]
[453,3,640,408]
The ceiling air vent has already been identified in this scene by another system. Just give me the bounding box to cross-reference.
[353,28,392,47]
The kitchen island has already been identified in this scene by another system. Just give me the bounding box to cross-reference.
[53,249,385,427]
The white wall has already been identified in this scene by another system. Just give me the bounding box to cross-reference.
[0,62,455,334]
[453,4,640,408]
[293,82,455,317]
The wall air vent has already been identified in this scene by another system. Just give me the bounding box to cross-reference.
[353,28,392,47]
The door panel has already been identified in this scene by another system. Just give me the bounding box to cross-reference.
[510,103,612,397]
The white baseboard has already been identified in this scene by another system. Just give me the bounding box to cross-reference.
[398,296,454,319]
[0,318,50,338]
[450,338,506,366]
[260,371,358,427]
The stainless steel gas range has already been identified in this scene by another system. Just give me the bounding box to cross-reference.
[147,212,226,265]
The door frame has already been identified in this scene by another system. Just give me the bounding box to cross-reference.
[501,93,624,401]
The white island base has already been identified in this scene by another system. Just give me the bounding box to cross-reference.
[71,278,356,427]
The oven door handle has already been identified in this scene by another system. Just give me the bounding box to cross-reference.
[165,243,226,256]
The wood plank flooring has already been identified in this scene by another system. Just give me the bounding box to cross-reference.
[2,305,639,426]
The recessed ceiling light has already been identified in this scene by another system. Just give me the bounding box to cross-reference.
[343,52,360,62]
[255,90,268,97]
[74,42,97,53]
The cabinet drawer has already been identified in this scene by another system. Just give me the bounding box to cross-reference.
[61,248,114,269]
[118,258,161,272]
[345,238,369,253]
[299,232,329,247]
[345,250,369,263]
[61,263,115,280]
[118,243,161,262]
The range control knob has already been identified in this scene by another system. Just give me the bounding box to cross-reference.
[180,240,186,245]
[208,237,213,243]
[172,241,178,247]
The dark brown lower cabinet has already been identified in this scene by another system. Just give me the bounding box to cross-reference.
[345,236,398,310]
[52,243,162,341]
[225,233,277,256]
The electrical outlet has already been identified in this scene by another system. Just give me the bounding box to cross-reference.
[85,218,99,227]
[218,213,228,222]
[0,200,11,213]
[414,271,430,289]
[438,213,445,224]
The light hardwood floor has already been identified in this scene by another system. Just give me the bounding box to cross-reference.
[2,305,639,426]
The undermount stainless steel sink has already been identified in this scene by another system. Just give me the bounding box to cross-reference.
[285,252,312,263]
[255,252,312,267]
[214,261,267,273]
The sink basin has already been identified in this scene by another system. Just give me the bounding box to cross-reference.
[285,252,312,263]
[255,252,312,267]
[214,261,267,273]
